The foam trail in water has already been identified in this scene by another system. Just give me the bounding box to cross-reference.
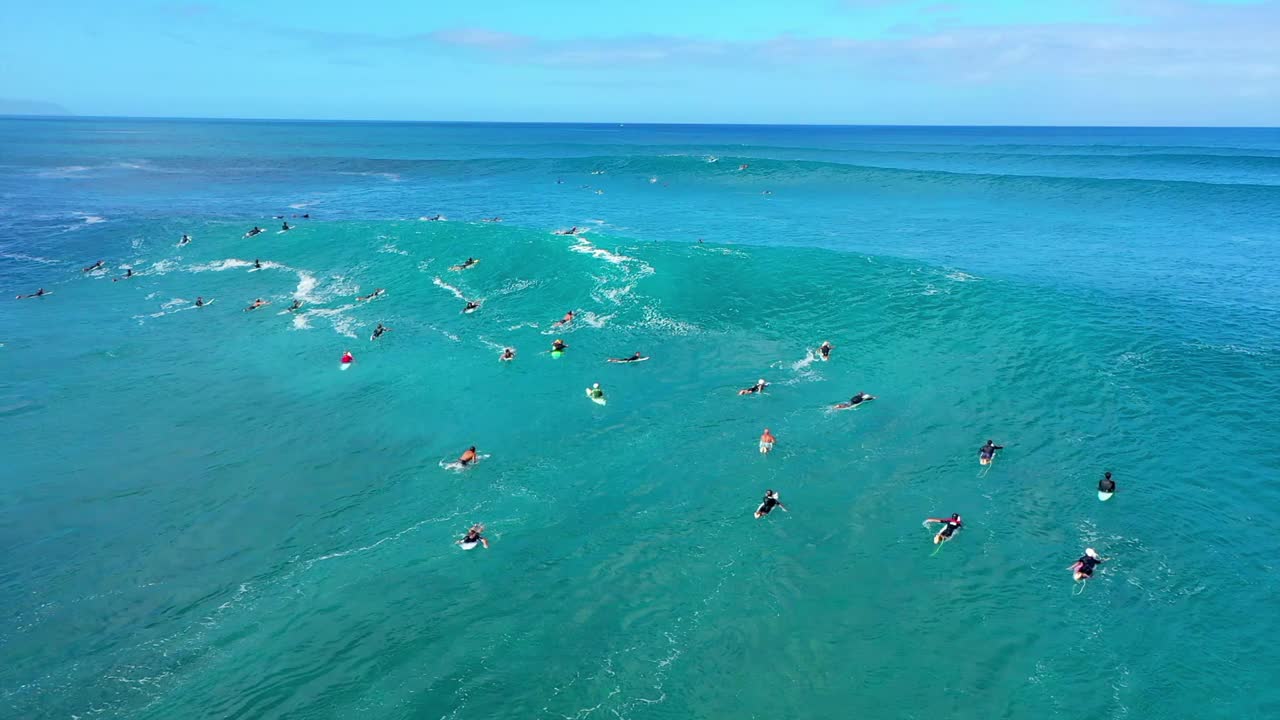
[432,277,466,300]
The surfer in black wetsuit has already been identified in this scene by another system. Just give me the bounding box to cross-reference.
[287,299,303,312]
[979,440,1004,465]
[924,513,963,545]
[179,234,191,246]
[16,288,47,299]
[1099,472,1116,495]
[818,341,832,360]
[551,339,568,353]
[195,296,205,307]
[458,524,489,549]
[254,259,262,269]
[833,392,875,410]
[281,221,291,231]
[607,352,647,363]
[113,268,134,282]
[245,226,263,237]
[83,260,104,273]
[738,379,768,396]
[371,323,389,340]
[1071,548,1105,581]
[500,347,516,361]
[755,490,787,519]
[463,301,480,313]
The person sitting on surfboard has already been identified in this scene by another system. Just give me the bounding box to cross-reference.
[738,379,768,396]
[179,234,191,246]
[607,352,647,363]
[356,288,385,302]
[244,298,267,312]
[924,513,963,545]
[195,296,205,307]
[500,347,516,361]
[16,288,47,299]
[755,490,787,519]
[587,383,605,400]
[833,392,875,410]
[458,524,489,549]
[1099,472,1116,495]
[281,221,291,231]
[818,341,832,361]
[553,310,575,327]
[759,428,776,452]
[551,339,568,353]
[371,323,390,340]
[340,351,354,365]
[451,257,478,270]
[253,259,262,269]
[459,446,479,466]
[979,440,1004,465]
[1070,548,1105,582]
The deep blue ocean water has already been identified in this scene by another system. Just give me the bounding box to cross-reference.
[2,118,1279,719]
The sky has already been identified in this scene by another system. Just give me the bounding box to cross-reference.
[1,0,1277,125]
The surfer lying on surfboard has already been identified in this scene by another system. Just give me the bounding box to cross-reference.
[1070,548,1105,582]
[15,288,47,299]
[457,524,489,549]
[450,257,479,271]
[739,379,768,396]
[818,341,832,361]
[356,288,385,302]
[755,490,787,519]
[833,392,875,410]
[553,310,575,327]
[924,513,963,545]
[607,352,648,363]
[979,440,1004,465]
[459,446,479,467]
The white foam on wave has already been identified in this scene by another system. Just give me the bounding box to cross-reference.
[302,305,359,338]
[945,269,980,282]
[570,236,635,265]
[638,305,700,336]
[149,259,178,275]
[416,259,434,273]
[432,276,466,300]
[1,253,59,265]
[39,165,91,178]
[288,202,310,209]
[294,272,318,301]
[81,215,106,225]
[580,311,614,328]
[189,258,255,273]
[495,279,538,296]
[379,243,409,256]
[339,171,402,182]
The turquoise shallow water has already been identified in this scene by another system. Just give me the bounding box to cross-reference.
[2,119,1280,719]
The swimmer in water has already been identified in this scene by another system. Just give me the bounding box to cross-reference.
[253,259,262,270]
[553,310,575,327]
[341,350,354,364]
[245,226,263,237]
[83,260,104,273]
[287,299,303,312]
[924,513,963,545]
[458,524,489,549]
[738,379,768,396]
[818,341,832,361]
[1070,548,1106,582]
[16,288,47,299]
[371,323,390,340]
[195,296,205,307]
[500,347,516,362]
[459,446,478,466]
[1099,472,1116,495]
[113,268,134,282]
[551,339,568,353]
[179,234,191,246]
[243,298,268,312]
[450,257,478,270]
[463,301,480,313]
[754,489,787,519]
[759,428,776,452]
[607,352,647,363]
[356,288,385,302]
[833,392,876,410]
[978,440,1004,465]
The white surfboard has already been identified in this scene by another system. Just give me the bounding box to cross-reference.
[759,441,773,454]
[1098,491,1114,502]
[459,541,479,550]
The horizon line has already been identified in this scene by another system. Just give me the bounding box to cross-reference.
[0,113,1277,130]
